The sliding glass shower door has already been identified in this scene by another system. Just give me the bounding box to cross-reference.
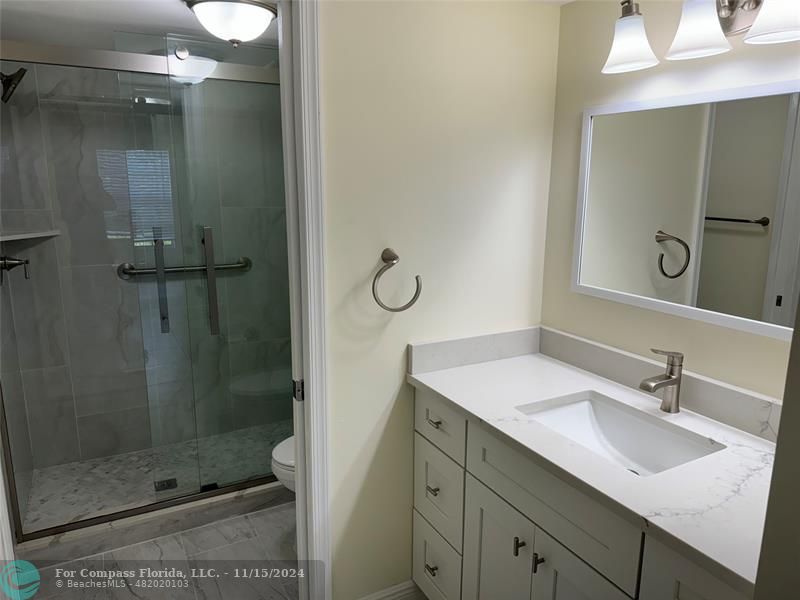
[0,37,293,538]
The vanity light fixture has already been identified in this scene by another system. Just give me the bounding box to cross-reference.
[602,0,660,74]
[186,0,276,47]
[603,0,799,74]
[744,0,800,45]
[666,0,732,60]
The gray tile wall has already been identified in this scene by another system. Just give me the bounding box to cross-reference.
[1,57,291,501]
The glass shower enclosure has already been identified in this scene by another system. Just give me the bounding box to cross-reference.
[0,35,293,539]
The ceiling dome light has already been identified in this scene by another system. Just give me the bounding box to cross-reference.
[666,0,732,60]
[745,0,800,45]
[169,54,218,85]
[187,0,276,47]
[602,1,659,75]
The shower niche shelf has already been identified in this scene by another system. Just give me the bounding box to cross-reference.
[0,230,61,243]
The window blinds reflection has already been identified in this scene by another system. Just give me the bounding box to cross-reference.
[96,149,175,245]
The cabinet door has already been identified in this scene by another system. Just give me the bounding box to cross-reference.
[639,537,749,600]
[462,474,536,600]
[530,529,629,600]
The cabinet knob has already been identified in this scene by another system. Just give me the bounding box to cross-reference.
[425,485,440,497]
[426,417,443,429]
[424,563,438,577]
[533,553,546,574]
[513,536,527,557]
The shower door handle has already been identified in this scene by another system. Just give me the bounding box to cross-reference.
[153,227,170,334]
[202,226,220,336]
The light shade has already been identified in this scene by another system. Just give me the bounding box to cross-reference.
[602,14,659,74]
[169,55,218,85]
[189,1,276,45]
[666,0,732,61]
[745,0,800,45]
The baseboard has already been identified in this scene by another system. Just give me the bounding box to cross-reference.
[358,580,425,600]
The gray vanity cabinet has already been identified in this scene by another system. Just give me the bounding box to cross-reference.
[461,474,536,599]
[462,474,627,600]
[412,387,749,600]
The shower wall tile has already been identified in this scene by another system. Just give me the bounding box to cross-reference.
[45,108,135,268]
[72,369,149,417]
[148,376,197,447]
[191,336,233,438]
[0,276,20,373]
[0,61,49,213]
[0,369,33,518]
[228,339,292,429]
[222,206,290,343]
[216,83,285,209]
[77,406,151,460]
[21,366,80,468]
[7,237,68,370]
[0,210,54,235]
[61,265,146,377]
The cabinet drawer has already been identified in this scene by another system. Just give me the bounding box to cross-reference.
[415,388,467,465]
[467,421,642,597]
[639,537,750,600]
[413,510,462,600]
[414,433,465,551]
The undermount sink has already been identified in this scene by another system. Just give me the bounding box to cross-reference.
[516,391,725,476]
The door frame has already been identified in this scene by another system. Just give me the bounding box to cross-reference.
[0,3,332,593]
[278,2,331,600]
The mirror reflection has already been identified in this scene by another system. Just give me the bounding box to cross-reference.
[580,92,799,328]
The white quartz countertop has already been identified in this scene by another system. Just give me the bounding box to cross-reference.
[408,353,774,594]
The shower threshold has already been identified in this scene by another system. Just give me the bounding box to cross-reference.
[18,420,292,541]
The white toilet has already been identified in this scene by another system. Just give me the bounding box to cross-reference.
[271,436,295,492]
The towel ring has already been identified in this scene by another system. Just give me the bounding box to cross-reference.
[655,230,690,279]
[372,248,422,312]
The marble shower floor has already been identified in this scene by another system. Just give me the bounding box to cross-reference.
[23,420,293,533]
[35,501,298,600]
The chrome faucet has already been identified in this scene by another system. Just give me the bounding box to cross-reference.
[639,349,684,414]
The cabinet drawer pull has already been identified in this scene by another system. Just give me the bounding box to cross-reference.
[513,536,527,557]
[425,485,440,497]
[424,563,439,577]
[533,553,546,574]
[426,417,443,429]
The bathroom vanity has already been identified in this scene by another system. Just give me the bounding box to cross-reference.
[407,330,774,600]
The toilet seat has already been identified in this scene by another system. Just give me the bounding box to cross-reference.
[271,436,295,492]
[272,436,295,469]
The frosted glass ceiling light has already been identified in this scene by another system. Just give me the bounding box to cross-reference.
[602,0,659,74]
[187,0,276,47]
[666,0,732,60]
[745,0,800,44]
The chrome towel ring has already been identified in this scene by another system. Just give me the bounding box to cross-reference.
[655,230,690,279]
[372,248,422,312]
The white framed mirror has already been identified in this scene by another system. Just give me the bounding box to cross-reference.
[572,80,800,342]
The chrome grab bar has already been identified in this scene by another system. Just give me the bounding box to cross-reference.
[116,256,252,279]
[705,216,770,226]
[371,248,422,312]
[655,230,690,279]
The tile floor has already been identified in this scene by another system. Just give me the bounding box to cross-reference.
[23,420,293,533]
[35,501,299,600]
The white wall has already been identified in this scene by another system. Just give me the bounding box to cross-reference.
[755,303,800,598]
[542,0,800,398]
[582,104,708,304]
[319,1,560,596]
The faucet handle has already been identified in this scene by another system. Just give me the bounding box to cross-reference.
[651,348,683,366]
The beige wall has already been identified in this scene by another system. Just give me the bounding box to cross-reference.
[582,104,708,304]
[319,1,560,597]
[542,0,800,398]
